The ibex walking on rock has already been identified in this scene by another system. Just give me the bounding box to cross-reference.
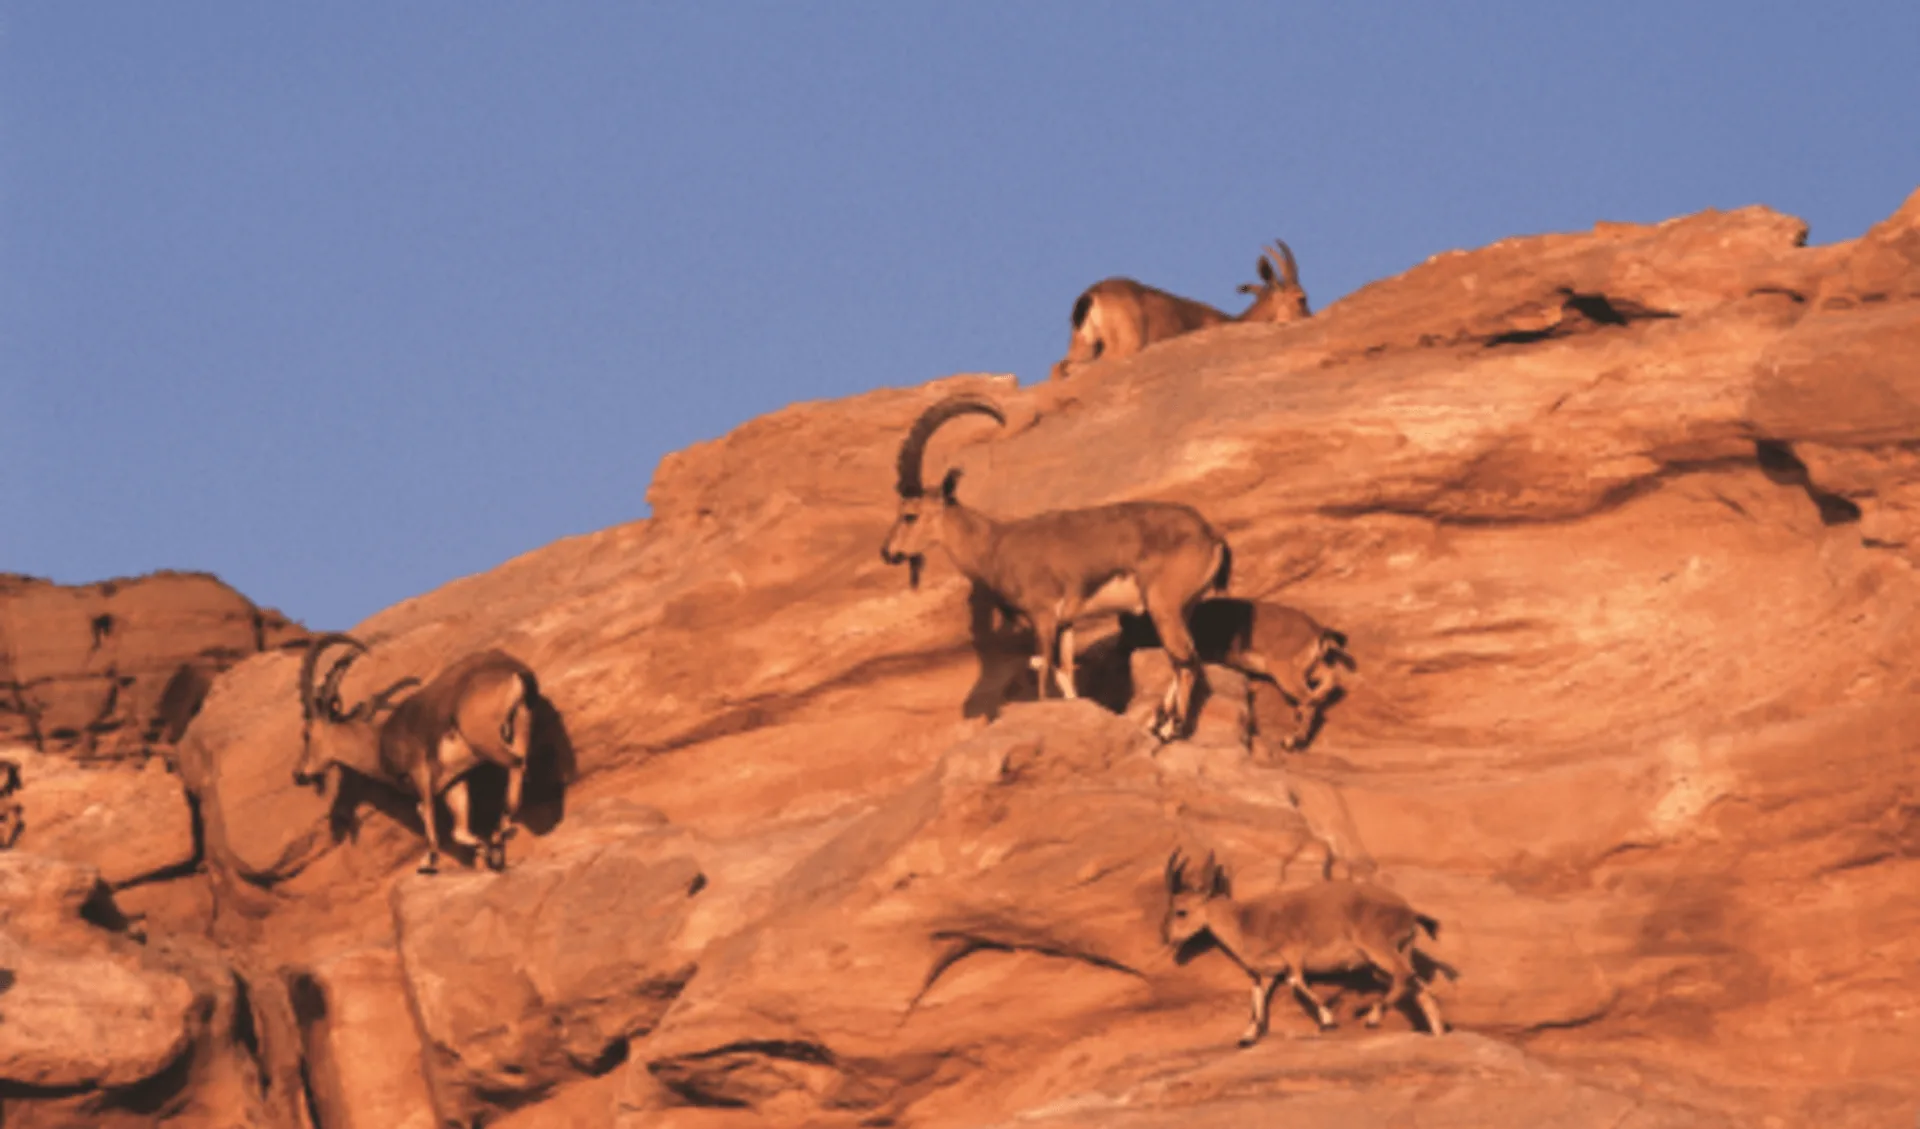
[294,634,539,874]
[1050,240,1311,381]
[1163,850,1448,1045]
[880,396,1231,739]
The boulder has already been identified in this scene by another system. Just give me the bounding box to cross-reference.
[389,805,705,1125]
[0,856,196,1101]
[4,746,196,887]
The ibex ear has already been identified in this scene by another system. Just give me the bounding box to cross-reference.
[1203,852,1231,898]
[940,467,963,502]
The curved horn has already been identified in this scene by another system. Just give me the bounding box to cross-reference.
[1165,848,1189,892]
[299,633,368,725]
[318,647,369,721]
[895,395,1006,498]
[349,675,422,721]
[1272,240,1299,288]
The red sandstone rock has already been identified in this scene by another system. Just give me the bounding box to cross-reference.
[0,570,305,761]
[15,190,1920,1127]
[0,857,193,1114]
[389,805,702,1123]
[5,748,196,887]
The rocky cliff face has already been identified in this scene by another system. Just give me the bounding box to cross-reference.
[5,190,1919,1128]
[1,571,307,760]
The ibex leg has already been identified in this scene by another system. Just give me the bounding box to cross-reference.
[488,765,525,871]
[1239,974,1278,1046]
[1287,967,1336,1030]
[1057,624,1079,699]
[411,765,442,875]
[444,778,485,851]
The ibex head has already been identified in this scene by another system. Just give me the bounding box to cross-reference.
[293,633,418,787]
[879,395,1006,588]
[1236,240,1311,324]
[1162,848,1232,946]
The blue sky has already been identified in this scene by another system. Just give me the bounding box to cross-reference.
[4,4,1916,630]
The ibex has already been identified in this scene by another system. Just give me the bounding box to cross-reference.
[1163,850,1447,1045]
[1119,598,1352,751]
[879,395,1231,738]
[293,633,539,874]
[1049,240,1311,381]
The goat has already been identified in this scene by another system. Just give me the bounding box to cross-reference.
[1162,850,1447,1045]
[293,633,538,874]
[1049,240,1311,381]
[1118,598,1352,752]
[879,395,1231,738]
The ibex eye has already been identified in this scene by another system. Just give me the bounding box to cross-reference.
[902,513,918,524]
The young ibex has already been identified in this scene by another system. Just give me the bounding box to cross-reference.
[1118,598,1352,752]
[293,633,538,874]
[1049,240,1311,381]
[879,395,1231,738]
[1163,851,1447,1045]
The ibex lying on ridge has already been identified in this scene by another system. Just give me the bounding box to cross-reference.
[1118,598,1352,751]
[1049,240,1311,381]
[1163,850,1447,1045]
[293,634,539,874]
[879,395,1231,739]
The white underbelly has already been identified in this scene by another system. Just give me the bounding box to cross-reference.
[1075,575,1145,618]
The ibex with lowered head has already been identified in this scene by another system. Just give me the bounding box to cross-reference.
[879,396,1231,739]
[1163,850,1448,1045]
[294,633,539,874]
[1050,240,1311,381]
[1118,598,1352,752]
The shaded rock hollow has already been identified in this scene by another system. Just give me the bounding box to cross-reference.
[7,189,1920,1127]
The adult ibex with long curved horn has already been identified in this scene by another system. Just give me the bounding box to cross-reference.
[1050,239,1312,381]
[294,633,539,874]
[879,395,1231,739]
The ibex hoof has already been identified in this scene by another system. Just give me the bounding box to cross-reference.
[1236,1032,1260,1048]
[417,856,440,876]
[484,841,508,872]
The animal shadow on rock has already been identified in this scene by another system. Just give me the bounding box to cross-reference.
[325,684,577,867]
[957,579,1218,725]
[961,581,1041,719]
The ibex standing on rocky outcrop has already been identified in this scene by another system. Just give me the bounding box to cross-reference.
[1119,598,1352,751]
[1162,851,1448,1045]
[880,396,1232,739]
[294,634,539,874]
[1050,240,1312,381]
